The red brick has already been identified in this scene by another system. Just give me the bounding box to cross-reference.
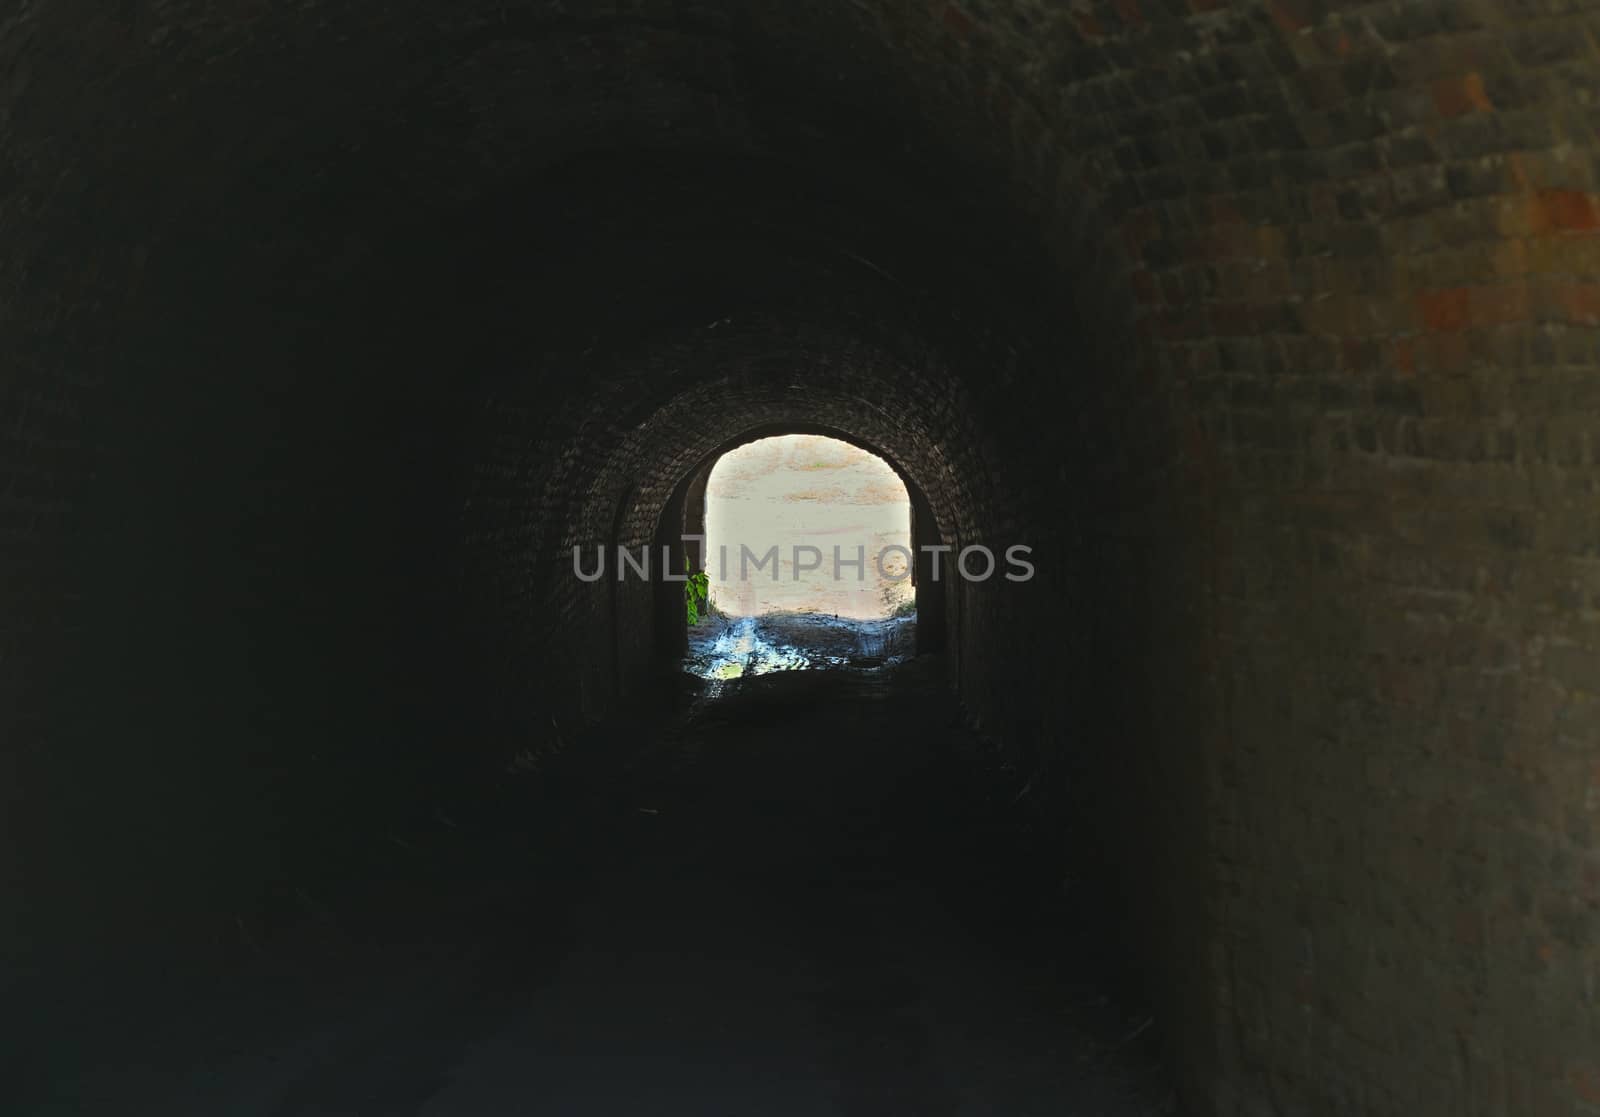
[1267,0,1312,35]
[1389,338,1417,377]
[1468,284,1529,327]
[1342,338,1377,371]
[1208,197,1245,226]
[1571,1062,1600,1106]
[1429,332,1471,373]
[1418,288,1473,332]
[1537,189,1600,234]
[940,3,976,39]
[1153,308,1207,341]
[1550,283,1600,324]
[1431,73,1493,118]
[1207,302,1257,336]
[1130,269,1161,306]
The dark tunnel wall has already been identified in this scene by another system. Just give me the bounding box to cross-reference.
[5,2,1600,1113]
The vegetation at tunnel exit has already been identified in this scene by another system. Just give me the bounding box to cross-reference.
[685,566,711,625]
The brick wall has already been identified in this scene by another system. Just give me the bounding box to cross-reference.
[2,1,1597,1112]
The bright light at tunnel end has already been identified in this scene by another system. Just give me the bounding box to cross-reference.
[571,540,1036,583]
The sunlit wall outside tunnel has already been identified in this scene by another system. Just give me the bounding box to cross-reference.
[703,434,913,620]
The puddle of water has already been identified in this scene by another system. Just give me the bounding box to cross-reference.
[685,617,849,680]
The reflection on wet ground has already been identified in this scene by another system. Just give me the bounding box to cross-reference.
[685,611,916,681]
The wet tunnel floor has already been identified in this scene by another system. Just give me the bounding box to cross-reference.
[17,661,1175,1115]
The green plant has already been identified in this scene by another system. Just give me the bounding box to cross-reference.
[685,565,711,625]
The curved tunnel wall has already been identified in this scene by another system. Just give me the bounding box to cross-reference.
[5,2,1600,1113]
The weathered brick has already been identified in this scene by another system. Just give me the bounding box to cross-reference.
[1432,72,1494,117]
[6,2,1600,1116]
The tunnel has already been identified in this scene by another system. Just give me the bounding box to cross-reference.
[4,1,1599,1113]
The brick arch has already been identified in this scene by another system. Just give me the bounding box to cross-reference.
[675,422,935,534]
[5,2,1600,1113]
[457,316,1004,738]
[655,422,949,664]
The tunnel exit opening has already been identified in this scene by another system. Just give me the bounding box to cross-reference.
[680,434,917,679]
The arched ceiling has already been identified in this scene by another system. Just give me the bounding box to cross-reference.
[0,0,1108,351]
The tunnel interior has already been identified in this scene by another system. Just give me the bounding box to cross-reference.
[673,431,924,678]
[6,1,1600,1113]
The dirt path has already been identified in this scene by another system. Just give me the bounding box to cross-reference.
[14,663,1176,1115]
